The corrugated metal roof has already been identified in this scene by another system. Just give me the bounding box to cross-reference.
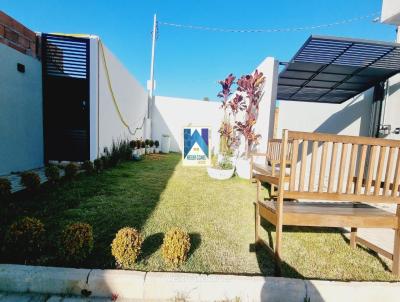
[278,35,400,103]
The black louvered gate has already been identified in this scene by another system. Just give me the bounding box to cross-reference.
[42,34,90,162]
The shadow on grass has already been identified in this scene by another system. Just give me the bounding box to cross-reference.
[140,232,164,262]
[189,232,202,258]
[0,154,181,269]
[339,233,391,272]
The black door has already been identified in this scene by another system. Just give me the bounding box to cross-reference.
[42,34,90,162]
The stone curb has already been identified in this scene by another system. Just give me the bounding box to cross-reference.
[1,264,400,301]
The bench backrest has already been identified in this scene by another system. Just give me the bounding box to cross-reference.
[266,139,293,163]
[279,130,400,203]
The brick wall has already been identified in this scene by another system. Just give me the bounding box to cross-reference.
[0,10,38,58]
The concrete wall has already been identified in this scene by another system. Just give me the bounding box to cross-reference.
[97,41,148,157]
[381,0,400,25]
[152,96,223,153]
[380,28,400,140]
[0,43,43,175]
[276,89,374,138]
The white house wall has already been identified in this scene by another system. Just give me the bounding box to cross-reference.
[152,96,223,153]
[0,43,43,175]
[97,41,148,158]
[277,89,374,138]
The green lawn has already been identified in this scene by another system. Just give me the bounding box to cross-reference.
[1,153,398,281]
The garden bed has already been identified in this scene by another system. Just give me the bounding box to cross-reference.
[0,153,397,281]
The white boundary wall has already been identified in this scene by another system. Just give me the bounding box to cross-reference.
[152,57,279,155]
[152,96,223,153]
[94,39,148,159]
[276,89,374,138]
[0,43,43,175]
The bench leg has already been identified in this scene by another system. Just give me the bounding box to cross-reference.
[350,227,357,249]
[393,228,400,276]
[255,201,260,243]
[275,194,284,276]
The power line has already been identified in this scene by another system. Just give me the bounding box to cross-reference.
[159,12,380,33]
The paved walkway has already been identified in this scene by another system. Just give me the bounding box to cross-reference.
[2,167,48,193]
[0,293,115,302]
[2,167,65,193]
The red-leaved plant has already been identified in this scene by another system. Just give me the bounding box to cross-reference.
[234,70,265,157]
[217,70,265,158]
[218,74,237,155]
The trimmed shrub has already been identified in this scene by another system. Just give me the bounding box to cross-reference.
[136,140,141,148]
[145,139,150,146]
[60,222,94,264]
[161,227,191,267]
[111,227,143,269]
[20,171,41,192]
[101,156,110,169]
[82,161,94,174]
[65,162,79,179]
[141,141,145,148]
[129,140,136,149]
[149,140,154,147]
[154,140,160,148]
[0,178,12,200]
[45,165,60,184]
[94,158,103,172]
[4,217,45,263]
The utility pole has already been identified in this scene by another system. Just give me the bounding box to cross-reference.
[148,14,157,119]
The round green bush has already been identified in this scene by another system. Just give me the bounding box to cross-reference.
[111,227,143,269]
[64,162,79,179]
[82,161,94,174]
[0,178,12,200]
[45,165,60,183]
[94,158,103,172]
[4,217,45,263]
[129,140,136,149]
[60,222,94,264]
[161,227,191,267]
[20,171,41,192]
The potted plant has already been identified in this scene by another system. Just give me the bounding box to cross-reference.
[154,140,160,153]
[130,140,138,158]
[149,140,154,153]
[161,134,170,153]
[145,139,150,154]
[141,141,146,155]
[234,70,265,179]
[207,154,235,180]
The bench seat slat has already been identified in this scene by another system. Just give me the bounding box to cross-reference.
[258,200,397,228]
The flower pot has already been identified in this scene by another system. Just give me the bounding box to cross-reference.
[236,158,251,179]
[161,135,170,153]
[217,154,236,166]
[155,147,160,154]
[145,147,150,154]
[141,148,145,156]
[207,167,235,180]
[132,149,138,159]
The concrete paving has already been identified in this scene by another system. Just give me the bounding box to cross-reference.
[0,293,112,302]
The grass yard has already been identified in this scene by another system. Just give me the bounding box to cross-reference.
[0,153,398,281]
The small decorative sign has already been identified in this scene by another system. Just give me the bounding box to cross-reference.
[183,126,211,166]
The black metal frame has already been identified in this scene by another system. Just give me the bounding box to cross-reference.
[278,35,400,103]
[42,33,91,162]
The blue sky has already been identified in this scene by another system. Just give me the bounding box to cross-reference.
[2,0,397,100]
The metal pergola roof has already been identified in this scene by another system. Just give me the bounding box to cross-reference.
[277,35,400,103]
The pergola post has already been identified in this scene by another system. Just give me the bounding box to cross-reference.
[253,57,279,154]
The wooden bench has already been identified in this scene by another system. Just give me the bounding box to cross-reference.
[251,139,293,196]
[254,130,400,276]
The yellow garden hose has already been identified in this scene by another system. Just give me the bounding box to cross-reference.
[49,33,146,137]
[99,40,145,136]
